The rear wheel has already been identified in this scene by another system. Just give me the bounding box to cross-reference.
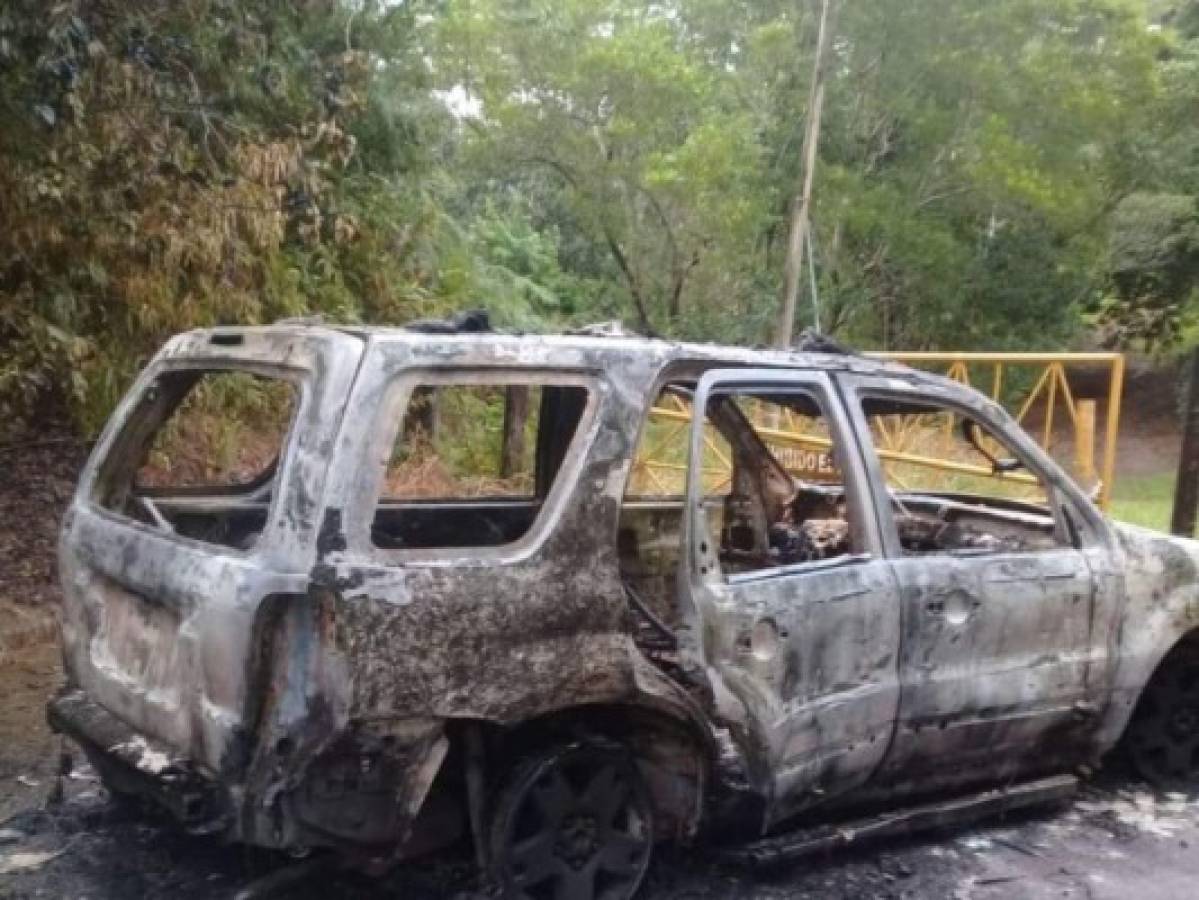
[1126,644,1199,791]
[489,741,654,900]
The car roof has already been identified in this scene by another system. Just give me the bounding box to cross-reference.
[201,321,920,371]
[185,322,950,388]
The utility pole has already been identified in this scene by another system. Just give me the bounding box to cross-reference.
[774,0,835,348]
[1171,348,1199,537]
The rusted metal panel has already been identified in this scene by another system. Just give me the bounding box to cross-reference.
[721,774,1079,867]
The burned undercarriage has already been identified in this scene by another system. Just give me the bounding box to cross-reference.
[48,324,1199,899]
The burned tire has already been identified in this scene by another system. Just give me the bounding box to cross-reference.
[489,740,654,900]
[1126,643,1199,792]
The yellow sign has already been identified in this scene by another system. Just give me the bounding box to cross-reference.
[769,443,839,482]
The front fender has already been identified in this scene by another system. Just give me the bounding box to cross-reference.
[1096,524,1199,749]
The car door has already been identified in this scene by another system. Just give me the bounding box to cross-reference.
[678,368,902,826]
[839,373,1116,794]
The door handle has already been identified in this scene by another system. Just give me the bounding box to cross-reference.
[925,591,976,625]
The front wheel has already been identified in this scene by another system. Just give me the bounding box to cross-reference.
[1125,642,1199,792]
[489,741,654,900]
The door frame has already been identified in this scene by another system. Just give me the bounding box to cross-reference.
[678,367,903,823]
[680,369,887,589]
[832,373,1112,558]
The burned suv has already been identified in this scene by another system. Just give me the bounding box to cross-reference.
[50,323,1199,899]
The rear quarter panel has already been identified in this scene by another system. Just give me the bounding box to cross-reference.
[58,328,363,773]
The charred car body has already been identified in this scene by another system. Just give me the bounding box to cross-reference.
[49,324,1199,899]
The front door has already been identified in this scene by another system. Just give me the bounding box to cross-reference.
[841,374,1111,793]
[679,369,902,826]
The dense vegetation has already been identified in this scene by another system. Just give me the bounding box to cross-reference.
[1,0,1197,435]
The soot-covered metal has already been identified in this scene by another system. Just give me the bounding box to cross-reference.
[46,324,1199,898]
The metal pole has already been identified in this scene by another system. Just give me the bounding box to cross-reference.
[774,0,834,347]
[807,226,822,333]
[1099,354,1125,512]
[1076,399,1097,486]
[1170,349,1199,537]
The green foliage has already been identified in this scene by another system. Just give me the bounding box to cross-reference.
[438,0,1171,349]
[1,0,1196,437]
[1098,0,1199,348]
[0,0,457,434]
[1101,193,1199,346]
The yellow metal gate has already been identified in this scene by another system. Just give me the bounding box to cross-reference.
[632,351,1125,510]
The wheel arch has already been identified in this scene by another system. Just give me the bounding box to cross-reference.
[1115,626,1199,788]
[1109,623,1199,753]
[505,699,711,842]
[451,694,713,850]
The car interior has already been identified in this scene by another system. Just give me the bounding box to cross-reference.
[859,396,1063,555]
[618,384,860,638]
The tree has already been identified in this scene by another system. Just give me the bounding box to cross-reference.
[0,0,1188,437]
[437,0,771,339]
[0,0,451,433]
[1102,193,1199,347]
[1096,2,1199,349]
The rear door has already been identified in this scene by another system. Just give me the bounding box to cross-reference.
[59,329,363,774]
[679,368,901,825]
[840,373,1115,792]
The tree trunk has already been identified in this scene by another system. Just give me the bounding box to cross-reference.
[404,386,439,444]
[500,385,530,479]
[1171,349,1199,537]
[604,233,656,336]
[774,0,835,348]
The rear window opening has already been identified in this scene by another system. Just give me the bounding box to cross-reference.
[94,369,299,550]
[371,380,590,551]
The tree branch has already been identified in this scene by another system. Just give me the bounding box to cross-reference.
[604,232,657,336]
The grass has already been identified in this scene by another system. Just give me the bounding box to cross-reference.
[1109,471,1181,534]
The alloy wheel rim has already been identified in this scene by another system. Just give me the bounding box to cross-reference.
[499,751,652,900]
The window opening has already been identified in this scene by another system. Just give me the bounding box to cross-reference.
[619,381,864,656]
[372,381,589,550]
[95,370,298,550]
[620,384,732,634]
[709,388,859,577]
[859,396,1064,554]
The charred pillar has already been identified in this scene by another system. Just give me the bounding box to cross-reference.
[1171,348,1199,538]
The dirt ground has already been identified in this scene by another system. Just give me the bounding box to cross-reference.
[2,370,1196,899]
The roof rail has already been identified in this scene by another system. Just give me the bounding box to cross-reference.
[569,320,631,337]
